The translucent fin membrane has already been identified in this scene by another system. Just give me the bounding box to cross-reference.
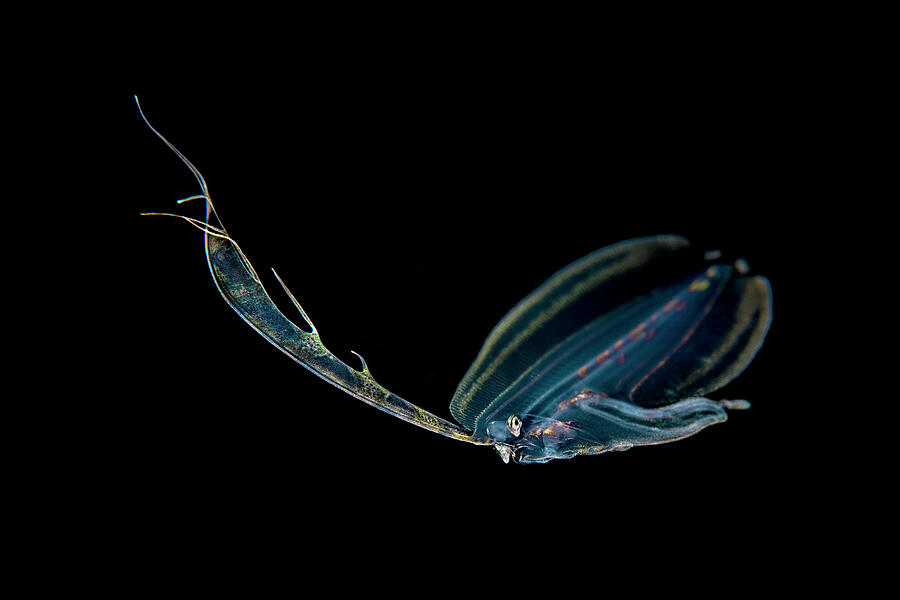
[450,236,695,431]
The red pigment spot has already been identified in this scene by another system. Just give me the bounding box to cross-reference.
[628,323,646,341]
[674,300,688,312]
[617,354,626,364]
[662,297,680,312]
[596,350,611,364]
[561,389,599,410]
[577,365,588,378]
[613,339,625,350]
[650,312,659,322]
[543,422,575,437]
[646,326,656,340]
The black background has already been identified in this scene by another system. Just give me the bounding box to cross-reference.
[87,44,823,582]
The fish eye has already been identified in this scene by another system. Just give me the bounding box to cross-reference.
[507,414,522,437]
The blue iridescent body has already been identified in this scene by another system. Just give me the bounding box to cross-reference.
[452,237,770,463]
[138,97,772,464]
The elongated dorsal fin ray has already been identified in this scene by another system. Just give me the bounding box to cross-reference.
[350,350,370,373]
[134,95,224,230]
[271,268,318,335]
[138,97,483,446]
[140,212,230,238]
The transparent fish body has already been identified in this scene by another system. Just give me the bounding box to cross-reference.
[452,237,771,463]
[138,97,771,464]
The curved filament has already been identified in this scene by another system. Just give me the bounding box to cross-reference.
[136,96,483,445]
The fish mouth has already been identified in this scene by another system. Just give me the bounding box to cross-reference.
[486,412,607,463]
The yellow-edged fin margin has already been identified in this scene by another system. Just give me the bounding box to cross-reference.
[679,275,772,395]
[450,236,691,431]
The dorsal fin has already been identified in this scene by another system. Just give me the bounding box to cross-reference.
[450,235,694,431]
